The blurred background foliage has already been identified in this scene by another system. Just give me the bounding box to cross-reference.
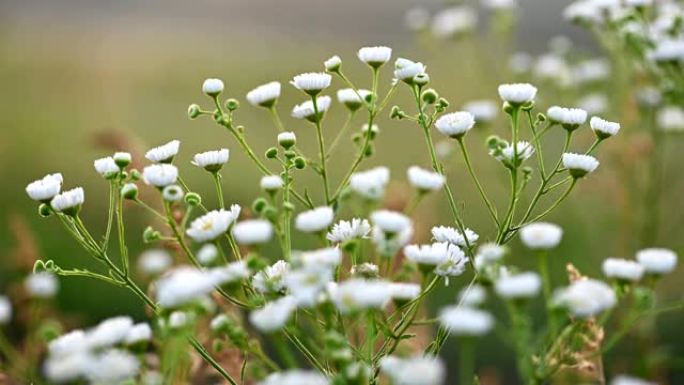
[1,0,683,383]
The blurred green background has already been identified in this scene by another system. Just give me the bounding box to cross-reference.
[1,0,683,383]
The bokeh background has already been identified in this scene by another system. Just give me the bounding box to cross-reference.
[1,0,682,383]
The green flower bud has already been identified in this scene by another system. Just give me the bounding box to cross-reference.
[262,206,278,222]
[252,197,268,214]
[129,169,141,181]
[503,102,515,115]
[113,152,132,169]
[187,104,202,119]
[293,157,306,169]
[277,132,297,149]
[421,88,438,105]
[38,203,51,217]
[265,147,278,159]
[184,192,201,206]
[521,100,535,111]
[225,98,240,111]
[143,226,161,243]
[284,150,296,159]
[537,112,547,122]
[413,73,430,87]
[390,105,404,120]
[121,183,139,200]
[437,98,449,109]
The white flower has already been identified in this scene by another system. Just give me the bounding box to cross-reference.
[327,218,371,243]
[458,284,486,306]
[202,78,224,96]
[156,265,245,308]
[84,349,139,384]
[253,260,290,293]
[357,46,392,67]
[439,306,494,336]
[602,258,644,281]
[371,210,412,234]
[138,249,173,275]
[87,316,134,349]
[434,111,475,138]
[44,351,92,383]
[404,242,452,266]
[94,157,119,178]
[259,370,329,385]
[590,116,620,138]
[393,58,426,82]
[113,152,132,167]
[497,83,538,104]
[162,184,184,202]
[208,261,251,284]
[295,206,334,233]
[250,296,298,332]
[546,106,588,127]
[610,375,656,385]
[290,72,331,94]
[350,167,390,200]
[388,282,421,302]
[246,81,281,108]
[25,272,59,298]
[329,279,392,314]
[142,164,178,187]
[495,272,542,299]
[350,263,379,278]
[407,166,445,192]
[434,244,468,279]
[291,96,332,120]
[324,55,341,72]
[431,6,477,38]
[0,296,11,324]
[285,267,333,307]
[562,153,599,177]
[337,88,371,110]
[520,222,563,249]
[145,140,180,163]
[51,187,85,214]
[192,149,229,172]
[379,355,445,385]
[186,206,240,242]
[494,141,535,163]
[197,243,219,265]
[278,131,297,148]
[657,106,684,132]
[260,175,284,191]
[463,100,498,122]
[649,39,684,63]
[232,219,274,245]
[299,247,342,268]
[431,226,479,247]
[26,173,63,202]
[475,242,506,262]
[636,248,677,274]
[168,311,190,328]
[124,323,152,345]
[553,278,616,318]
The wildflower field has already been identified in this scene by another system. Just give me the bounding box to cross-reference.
[0,0,683,384]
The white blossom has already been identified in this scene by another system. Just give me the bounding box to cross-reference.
[520,222,563,249]
[145,140,180,163]
[407,166,445,191]
[290,72,331,93]
[394,58,426,81]
[250,296,298,332]
[232,219,274,245]
[636,248,677,274]
[329,279,392,314]
[202,78,224,96]
[327,218,371,243]
[546,106,588,126]
[260,175,284,191]
[25,272,59,298]
[142,164,178,187]
[590,116,620,138]
[495,272,542,299]
[602,258,644,281]
[186,206,240,242]
[371,210,412,234]
[379,355,445,385]
[253,260,290,293]
[350,167,390,200]
[259,370,329,385]
[192,149,229,171]
[26,173,63,202]
[291,96,332,119]
[94,157,119,178]
[553,278,616,318]
[357,46,392,67]
[138,249,173,275]
[246,81,281,107]
[51,187,85,214]
[124,323,152,345]
[562,153,599,177]
[497,83,538,104]
[431,226,479,247]
[439,306,494,336]
[295,206,334,233]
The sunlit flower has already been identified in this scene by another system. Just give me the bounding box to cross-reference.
[25,272,59,298]
[358,46,392,67]
[26,173,63,202]
[253,260,290,293]
[328,279,392,314]
[51,187,85,215]
[371,210,412,234]
[394,58,426,82]
[290,72,331,94]
[337,88,371,111]
[590,116,620,138]
[553,278,616,317]
[94,157,120,178]
[434,111,475,138]
[439,306,494,336]
[431,226,479,247]
[250,296,297,332]
[260,175,284,192]
[546,106,588,129]
[145,140,180,163]
[562,153,599,178]
[407,166,445,192]
[192,149,229,172]
[138,249,173,275]
[186,206,241,242]
[495,272,542,299]
[327,218,371,243]
[379,355,445,385]
[291,96,332,120]
[202,78,224,96]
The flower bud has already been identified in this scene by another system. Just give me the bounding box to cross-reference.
[130,169,141,181]
[262,206,278,222]
[225,98,240,111]
[324,55,342,73]
[293,157,306,169]
[390,105,405,120]
[252,198,268,214]
[413,73,429,87]
[202,78,224,97]
[265,147,278,159]
[113,152,132,169]
[121,183,139,200]
[284,150,296,159]
[277,131,297,149]
[143,226,161,243]
[421,89,438,105]
[162,184,184,202]
[39,203,51,217]
[188,104,202,119]
[184,192,202,206]
[437,98,449,109]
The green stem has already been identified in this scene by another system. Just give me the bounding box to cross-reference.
[311,96,331,204]
[459,337,475,385]
[102,181,116,251]
[268,106,287,132]
[212,172,225,209]
[115,187,129,275]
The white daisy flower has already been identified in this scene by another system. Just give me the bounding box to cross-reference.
[0,297,11,324]
[253,260,290,293]
[350,167,390,200]
[202,78,224,96]
[277,131,297,149]
[259,370,329,385]
[246,81,281,108]
[590,116,620,138]
[249,296,298,333]
[25,272,59,298]
[124,323,152,345]
[553,278,616,318]
[636,248,677,274]
[404,242,452,266]
[232,219,274,245]
[197,243,218,265]
[156,264,246,308]
[86,316,134,349]
[546,106,588,129]
[142,164,178,188]
[161,185,183,203]
[520,222,563,249]
[260,175,284,192]
[284,267,333,307]
[497,83,538,104]
[93,157,120,178]
[357,46,392,67]
[328,279,392,314]
[299,247,342,268]
[327,218,371,243]
[138,249,173,275]
[291,96,332,120]
[295,206,334,233]
[431,226,479,247]
[475,242,506,262]
[407,166,445,192]
[43,351,92,383]
[324,55,342,72]
[388,282,421,302]
[562,153,599,178]
[434,111,475,139]
[84,349,140,384]
[434,244,468,279]
[145,140,180,163]
[463,100,498,122]
[26,173,63,202]
[51,187,85,215]
[379,355,445,385]
[371,210,412,234]
[186,206,240,242]
[493,141,535,164]
[495,272,542,299]
[192,149,229,172]
[290,72,331,94]
[602,258,644,282]
[393,58,426,82]
[337,88,371,111]
[439,306,494,336]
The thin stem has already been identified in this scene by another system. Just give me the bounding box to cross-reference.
[102,181,116,251]
[528,179,577,223]
[268,106,287,132]
[457,138,499,226]
[115,186,129,275]
[212,172,225,209]
[311,96,331,204]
